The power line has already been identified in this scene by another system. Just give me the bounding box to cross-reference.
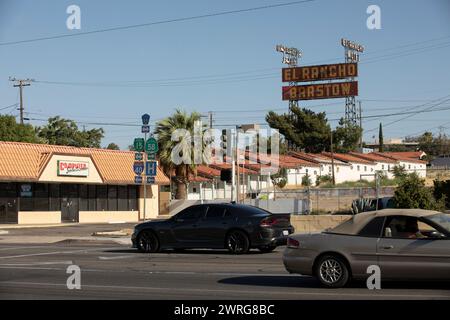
[0,103,18,112]
[365,95,450,133]
[0,0,316,47]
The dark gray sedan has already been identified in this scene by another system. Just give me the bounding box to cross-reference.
[283,209,450,287]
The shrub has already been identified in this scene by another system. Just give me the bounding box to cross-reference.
[302,174,312,187]
[393,173,445,211]
[316,174,332,186]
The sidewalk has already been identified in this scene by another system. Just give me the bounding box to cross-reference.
[0,222,135,245]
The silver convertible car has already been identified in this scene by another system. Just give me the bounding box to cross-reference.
[283,209,450,288]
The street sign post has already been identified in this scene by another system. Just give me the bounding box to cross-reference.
[146,176,155,184]
[141,125,150,133]
[133,138,145,152]
[146,161,157,176]
[145,137,158,154]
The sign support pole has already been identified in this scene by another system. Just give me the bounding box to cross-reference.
[143,131,147,221]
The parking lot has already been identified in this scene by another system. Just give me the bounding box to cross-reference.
[0,237,449,299]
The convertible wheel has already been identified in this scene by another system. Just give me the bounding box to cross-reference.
[258,245,276,253]
[137,230,160,253]
[315,255,350,288]
[226,230,250,254]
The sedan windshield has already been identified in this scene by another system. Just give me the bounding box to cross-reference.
[426,214,450,233]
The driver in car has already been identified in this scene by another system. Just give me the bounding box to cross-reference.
[400,218,426,239]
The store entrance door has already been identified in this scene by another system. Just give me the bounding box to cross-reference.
[61,184,79,222]
[0,198,18,224]
[0,183,18,224]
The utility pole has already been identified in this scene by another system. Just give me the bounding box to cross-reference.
[330,131,336,186]
[359,100,363,151]
[208,111,213,129]
[9,77,33,125]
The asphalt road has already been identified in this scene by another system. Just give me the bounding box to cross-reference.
[0,242,449,300]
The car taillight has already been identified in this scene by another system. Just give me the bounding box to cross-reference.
[260,217,277,227]
[287,237,300,249]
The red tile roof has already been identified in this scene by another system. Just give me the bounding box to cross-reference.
[349,152,398,164]
[383,151,426,160]
[195,165,221,178]
[321,152,375,165]
[373,152,427,164]
[0,141,170,185]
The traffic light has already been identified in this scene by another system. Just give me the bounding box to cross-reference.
[220,169,232,183]
[220,129,229,163]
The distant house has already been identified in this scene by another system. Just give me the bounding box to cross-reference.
[374,152,427,178]
[349,152,398,179]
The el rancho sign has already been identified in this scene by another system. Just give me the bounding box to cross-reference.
[57,160,89,177]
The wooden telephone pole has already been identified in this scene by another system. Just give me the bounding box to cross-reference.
[9,77,33,124]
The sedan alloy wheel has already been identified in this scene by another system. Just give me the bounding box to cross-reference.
[137,230,160,253]
[226,230,250,254]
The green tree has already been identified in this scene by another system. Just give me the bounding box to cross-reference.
[155,109,204,199]
[378,123,384,152]
[393,173,445,211]
[270,167,287,189]
[332,118,362,153]
[392,165,407,180]
[37,116,104,148]
[106,142,120,150]
[0,115,41,143]
[266,106,330,152]
[301,174,312,187]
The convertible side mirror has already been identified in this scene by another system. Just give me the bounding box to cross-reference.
[429,231,445,239]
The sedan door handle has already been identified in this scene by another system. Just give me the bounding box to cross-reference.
[382,245,394,249]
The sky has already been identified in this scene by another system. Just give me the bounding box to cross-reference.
[0,0,449,149]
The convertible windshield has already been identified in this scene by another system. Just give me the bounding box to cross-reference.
[426,214,450,233]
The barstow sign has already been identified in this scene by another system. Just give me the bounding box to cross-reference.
[282,81,358,101]
[282,62,357,82]
[57,160,89,177]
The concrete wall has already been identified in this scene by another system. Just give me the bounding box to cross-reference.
[167,198,310,215]
[138,184,159,219]
[291,215,351,233]
[18,211,61,224]
[78,211,139,223]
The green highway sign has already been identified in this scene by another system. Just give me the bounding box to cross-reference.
[145,137,158,154]
[133,138,145,152]
[147,153,156,161]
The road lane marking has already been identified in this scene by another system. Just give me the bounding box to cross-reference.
[0,261,73,266]
[0,247,119,260]
[0,281,448,299]
[98,255,135,260]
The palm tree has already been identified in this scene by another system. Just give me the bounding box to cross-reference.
[155,109,205,199]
